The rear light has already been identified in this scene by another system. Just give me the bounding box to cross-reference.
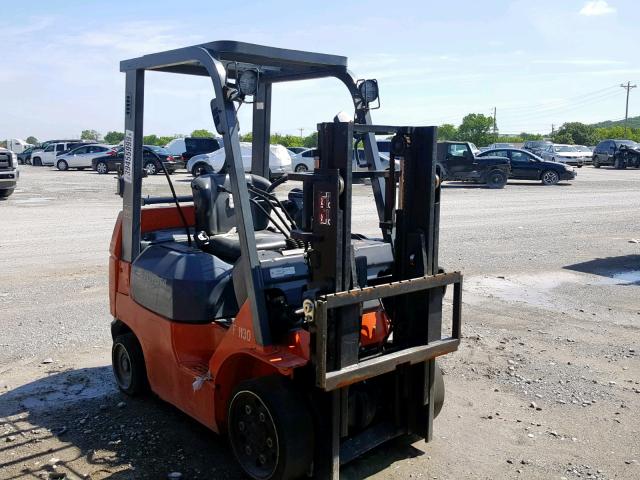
[107,150,117,156]
[167,155,175,162]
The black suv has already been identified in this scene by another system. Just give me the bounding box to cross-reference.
[592,139,640,169]
[437,141,511,188]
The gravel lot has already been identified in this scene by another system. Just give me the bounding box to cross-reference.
[1,165,639,480]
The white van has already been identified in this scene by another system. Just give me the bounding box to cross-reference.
[186,142,291,179]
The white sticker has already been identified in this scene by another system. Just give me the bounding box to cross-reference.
[255,102,264,110]
[270,266,296,279]
[123,129,134,183]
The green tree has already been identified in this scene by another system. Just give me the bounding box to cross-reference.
[143,134,159,145]
[240,132,253,142]
[457,113,494,146]
[190,129,214,138]
[552,122,596,145]
[81,129,101,141]
[158,136,177,146]
[438,124,458,141]
[104,131,125,144]
[302,131,317,148]
[25,136,38,145]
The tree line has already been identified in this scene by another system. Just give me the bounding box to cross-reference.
[10,117,640,151]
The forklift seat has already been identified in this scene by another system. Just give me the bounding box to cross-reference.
[191,173,286,262]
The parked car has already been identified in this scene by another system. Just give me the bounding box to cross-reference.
[0,147,19,198]
[31,141,96,166]
[92,145,177,175]
[523,140,552,156]
[540,144,586,167]
[290,148,315,172]
[165,137,222,167]
[55,144,114,171]
[436,141,511,189]
[187,142,291,179]
[592,139,640,169]
[478,148,576,185]
[573,145,594,164]
[287,147,308,154]
[17,146,36,165]
[487,142,515,150]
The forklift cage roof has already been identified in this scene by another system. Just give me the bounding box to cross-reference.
[119,41,386,346]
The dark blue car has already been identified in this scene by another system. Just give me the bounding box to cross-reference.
[478,148,576,185]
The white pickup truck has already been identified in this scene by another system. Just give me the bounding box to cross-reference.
[0,147,19,198]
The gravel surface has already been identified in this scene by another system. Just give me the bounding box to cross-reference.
[0,165,639,479]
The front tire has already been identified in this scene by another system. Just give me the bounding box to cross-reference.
[57,159,68,171]
[614,158,626,170]
[486,170,507,189]
[112,332,148,396]
[294,164,308,173]
[228,376,314,480]
[0,188,14,199]
[32,156,42,166]
[541,170,560,185]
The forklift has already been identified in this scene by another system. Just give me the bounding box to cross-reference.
[109,41,462,479]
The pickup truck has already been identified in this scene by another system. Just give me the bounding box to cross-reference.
[437,141,510,189]
[0,148,19,198]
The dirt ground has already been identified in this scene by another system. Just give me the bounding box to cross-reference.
[1,165,639,480]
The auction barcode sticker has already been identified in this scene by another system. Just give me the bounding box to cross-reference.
[123,129,133,183]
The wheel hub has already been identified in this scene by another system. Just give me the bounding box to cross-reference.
[229,392,278,479]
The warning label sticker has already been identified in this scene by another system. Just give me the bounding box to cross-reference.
[270,266,296,279]
[123,129,133,183]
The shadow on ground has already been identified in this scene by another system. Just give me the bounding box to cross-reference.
[0,367,425,479]
[564,254,640,285]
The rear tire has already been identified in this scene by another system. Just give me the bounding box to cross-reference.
[228,376,314,480]
[112,332,148,396]
[541,170,560,185]
[593,157,600,168]
[57,159,68,171]
[144,161,158,175]
[96,161,109,174]
[294,164,308,172]
[485,170,507,189]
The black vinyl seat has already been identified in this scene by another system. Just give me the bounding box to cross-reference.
[191,173,287,262]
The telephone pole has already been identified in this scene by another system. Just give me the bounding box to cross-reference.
[493,107,497,142]
[298,128,305,138]
[620,81,637,137]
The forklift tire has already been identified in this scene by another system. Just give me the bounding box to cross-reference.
[228,376,314,480]
[433,365,445,419]
[485,170,507,189]
[112,332,149,396]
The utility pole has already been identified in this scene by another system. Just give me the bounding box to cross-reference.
[298,127,305,138]
[620,81,637,137]
[492,107,497,142]
[551,124,555,135]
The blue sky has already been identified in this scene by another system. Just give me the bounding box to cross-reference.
[1,0,639,141]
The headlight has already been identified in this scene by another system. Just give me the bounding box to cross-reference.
[237,69,259,97]
[11,152,17,167]
[358,79,379,103]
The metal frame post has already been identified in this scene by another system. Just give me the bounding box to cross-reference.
[251,82,272,179]
[121,69,145,263]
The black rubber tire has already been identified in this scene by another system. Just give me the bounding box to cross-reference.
[112,332,148,396]
[0,188,14,199]
[95,161,109,174]
[294,164,308,172]
[485,170,507,189]
[593,158,600,168]
[33,156,42,166]
[144,161,158,175]
[191,162,213,176]
[541,170,560,185]
[57,159,68,171]
[614,158,626,170]
[433,364,445,418]
[228,376,314,480]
